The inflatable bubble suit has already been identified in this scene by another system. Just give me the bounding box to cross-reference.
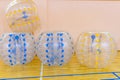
[5,0,40,33]
[36,32,74,66]
[0,33,36,66]
[75,32,117,68]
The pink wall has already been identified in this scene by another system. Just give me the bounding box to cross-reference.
[0,0,120,49]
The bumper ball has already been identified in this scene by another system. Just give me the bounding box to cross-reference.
[5,0,40,33]
[0,33,36,66]
[36,32,74,66]
[75,32,117,68]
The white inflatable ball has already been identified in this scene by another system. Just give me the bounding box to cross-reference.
[36,32,74,66]
[0,33,36,66]
[6,0,40,33]
[75,32,117,68]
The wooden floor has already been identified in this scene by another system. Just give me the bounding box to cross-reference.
[0,52,120,80]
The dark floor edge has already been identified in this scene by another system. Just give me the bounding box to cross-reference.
[112,72,120,79]
[1,72,120,80]
[101,78,118,80]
